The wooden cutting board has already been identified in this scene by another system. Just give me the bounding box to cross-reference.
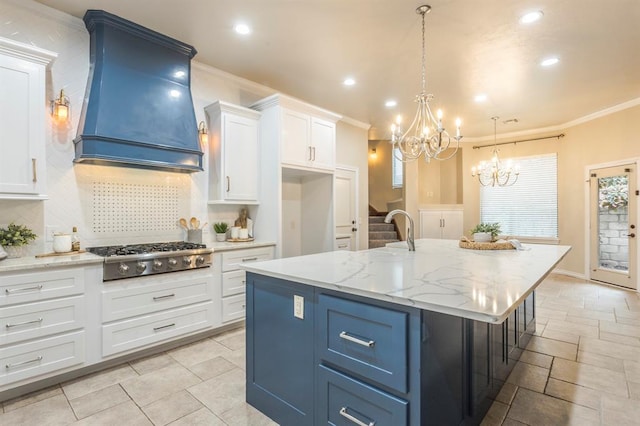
[35,250,86,258]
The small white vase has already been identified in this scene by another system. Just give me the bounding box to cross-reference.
[473,232,492,243]
[4,245,27,258]
[215,233,227,242]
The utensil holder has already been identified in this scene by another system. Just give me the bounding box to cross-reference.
[187,229,202,244]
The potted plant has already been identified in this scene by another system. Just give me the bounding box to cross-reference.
[213,222,228,242]
[470,222,501,242]
[0,222,37,258]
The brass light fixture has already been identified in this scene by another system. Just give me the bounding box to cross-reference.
[51,89,70,123]
[390,5,462,163]
[471,117,520,187]
[198,121,208,145]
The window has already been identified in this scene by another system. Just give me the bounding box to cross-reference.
[480,153,558,238]
[392,148,403,188]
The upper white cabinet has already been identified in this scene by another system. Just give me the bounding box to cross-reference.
[253,94,340,172]
[0,37,56,200]
[419,205,464,239]
[205,101,261,204]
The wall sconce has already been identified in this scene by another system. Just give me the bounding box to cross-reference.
[370,148,377,159]
[51,89,70,123]
[198,121,208,145]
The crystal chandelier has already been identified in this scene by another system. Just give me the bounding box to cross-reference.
[390,5,462,163]
[471,117,520,187]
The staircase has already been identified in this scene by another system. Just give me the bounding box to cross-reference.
[369,215,401,248]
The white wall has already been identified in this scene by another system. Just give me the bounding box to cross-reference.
[0,0,369,254]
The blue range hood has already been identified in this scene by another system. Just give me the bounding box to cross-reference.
[74,10,203,173]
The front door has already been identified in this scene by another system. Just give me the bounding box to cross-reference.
[335,167,358,251]
[589,165,637,289]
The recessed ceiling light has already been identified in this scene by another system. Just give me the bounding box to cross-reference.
[540,57,559,67]
[234,23,251,35]
[343,78,356,86]
[520,11,543,24]
[385,100,397,108]
[474,94,488,103]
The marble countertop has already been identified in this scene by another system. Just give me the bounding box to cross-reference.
[241,239,571,323]
[0,252,104,273]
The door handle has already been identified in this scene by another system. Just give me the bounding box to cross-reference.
[352,228,357,232]
[628,233,636,238]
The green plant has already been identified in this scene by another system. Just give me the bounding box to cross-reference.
[470,222,502,239]
[213,222,228,233]
[0,222,37,247]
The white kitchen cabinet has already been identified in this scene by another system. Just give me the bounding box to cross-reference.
[206,101,261,204]
[419,206,464,239]
[0,37,56,200]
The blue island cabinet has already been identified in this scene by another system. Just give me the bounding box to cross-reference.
[246,272,535,426]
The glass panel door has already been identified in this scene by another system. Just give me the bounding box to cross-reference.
[589,165,637,289]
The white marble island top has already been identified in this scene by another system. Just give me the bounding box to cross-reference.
[241,239,571,323]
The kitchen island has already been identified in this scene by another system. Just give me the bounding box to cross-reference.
[242,239,571,425]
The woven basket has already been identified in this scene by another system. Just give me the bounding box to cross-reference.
[458,238,515,250]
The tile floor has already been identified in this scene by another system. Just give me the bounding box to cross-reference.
[1,274,639,425]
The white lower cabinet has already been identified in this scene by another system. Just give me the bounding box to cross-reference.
[216,245,275,324]
[419,206,464,239]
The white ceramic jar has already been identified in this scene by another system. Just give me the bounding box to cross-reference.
[53,233,72,252]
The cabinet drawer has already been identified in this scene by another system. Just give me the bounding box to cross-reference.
[1,268,84,306]
[222,294,245,323]
[317,365,408,426]
[335,238,351,251]
[102,272,213,322]
[222,270,246,297]
[102,302,214,357]
[317,294,408,393]
[1,331,85,387]
[1,296,84,345]
[221,247,274,272]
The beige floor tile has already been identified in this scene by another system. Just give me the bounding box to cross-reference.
[188,368,246,416]
[551,357,628,397]
[545,318,599,337]
[1,385,62,413]
[577,350,626,373]
[224,348,246,370]
[600,331,640,347]
[601,320,640,338]
[215,332,246,351]
[188,355,239,381]
[495,382,518,405]
[167,407,226,425]
[536,307,568,321]
[541,298,585,310]
[623,359,640,383]
[142,390,203,426]
[584,300,622,313]
[526,335,578,360]
[62,364,139,400]
[211,326,245,342]
[219,403,279,426]
[507,388,600,426]
[479,401,509,426]
[501,418,528,426]
[616,316,640,327]
[533,322,546,336]
[602,393,640,425]
[68,384,130,420]
[121,363,202,407]
[579,336,640,361]
[72,400,151,426]
[541,328,581,345]
[129,352,177,375]
[629,381,640,400]
[506,362,549,393]
[545,378,602,410]
[567,307,615,322]
[518,350,553,369]
[0,393,76,425]
[564,315,601,327]
[167,338,233,367]
[615,308,640,320]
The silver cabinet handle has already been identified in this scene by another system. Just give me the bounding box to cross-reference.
[6,317,43,329]
[226,176,230,192]
[308,146,313,161]
[338,244,348,249]
[153,293,175,301]
[153,323,176,332]
[312,146,316,161]
[32,158,37,182]
[6,355,43,370]
[339,331,375,348]
[339,407,375,426]
[241,257,258,262]
[6,284,43,294]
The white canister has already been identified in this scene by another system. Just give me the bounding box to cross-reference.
[53,233,72,253]
[239,228,249,239]
[230,227,240,239]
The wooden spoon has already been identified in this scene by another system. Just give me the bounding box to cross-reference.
[179,218,189,230]
[190,217,198,229]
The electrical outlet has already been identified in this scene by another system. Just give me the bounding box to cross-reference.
[294,295,304,319]
[45,225,57,242]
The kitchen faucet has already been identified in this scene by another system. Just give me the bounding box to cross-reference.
[384,209,415,251]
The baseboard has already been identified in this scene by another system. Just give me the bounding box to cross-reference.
[552,268,586,280]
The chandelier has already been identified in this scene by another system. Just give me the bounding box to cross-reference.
[390,5,462,163]
[471,117,520,187]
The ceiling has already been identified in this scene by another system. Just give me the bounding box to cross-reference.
[34,0,640,140]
